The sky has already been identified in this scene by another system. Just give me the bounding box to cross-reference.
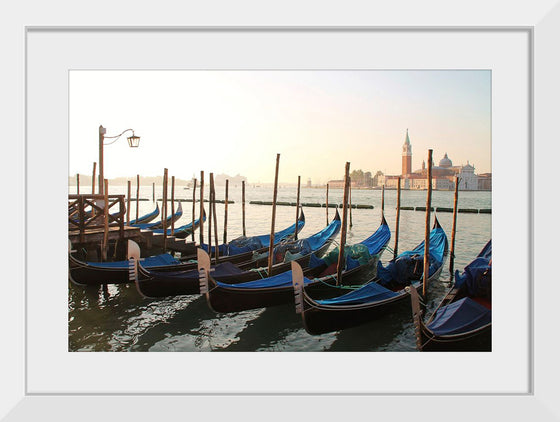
[69,70,491,185]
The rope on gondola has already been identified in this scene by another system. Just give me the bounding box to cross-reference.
[249,267,268,279]
[384,246,395,256]
[316,275,361,290]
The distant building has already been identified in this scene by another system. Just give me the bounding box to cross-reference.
[327,179,345,189]
[477,173,492,190]
[307,178,312,188]
[378,130,490,190]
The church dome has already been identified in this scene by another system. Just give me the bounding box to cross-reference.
[439,153,452,168]
[462,161,475,171]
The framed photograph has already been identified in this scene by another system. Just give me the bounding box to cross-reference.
[2,1,557,420]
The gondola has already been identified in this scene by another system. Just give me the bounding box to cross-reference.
[132,201,183,230]
[410,240,491,351]
[201,208,306,258]
[290,216,448,335]
[70,204,160,226]
[150,209,206,239]
[129,204,160,225]
[133,210,341,298]
[198,214,391,313]
[68,212,305,286]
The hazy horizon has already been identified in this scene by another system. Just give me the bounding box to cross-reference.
[69,70,491,185]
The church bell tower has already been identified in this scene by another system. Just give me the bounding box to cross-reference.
[402,129,412,176]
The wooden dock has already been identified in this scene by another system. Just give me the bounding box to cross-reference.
[69,192,199,260]
[69,226,143,245]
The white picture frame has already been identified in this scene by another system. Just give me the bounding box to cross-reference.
[2,0,557,419]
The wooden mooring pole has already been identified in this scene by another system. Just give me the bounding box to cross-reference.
[98,127,104,195]
[102,179,109,261]
[449,176,460,279]
[208,173,213,258]
[91,162,97,195]
[170,176,175,236]
[127,180,131,225]
[381,184,385,212]
[242,180,246,237]
[136,174,140,222]
[394,177,401,259]
[76,174,80,194]
[199,171,204,246]
[267,154,280,276]
[162,168,168,252]
[295,176,301,240]
[152,182,155,203]
[192,178,197,242]
[223,179,229,244]
[423,150,433,298]
[326,183,329,226]
[212,174,219,262]
[349,176,353,228]
[336,162,351,285]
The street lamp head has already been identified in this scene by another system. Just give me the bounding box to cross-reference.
[127,133,140,148]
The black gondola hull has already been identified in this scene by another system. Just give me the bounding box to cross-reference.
[69,255,200,286]
[419,324,491,351]
[301,292,411,335]
[206,286,296,313]
[204,258,379,314]
[69,263,129,286]
[136,272,200,297]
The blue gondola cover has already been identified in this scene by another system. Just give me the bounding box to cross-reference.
[88,253,180,268]
[316,281,399,306]
[454,240,492,297]
[427,297,491,335]
[149,261,245,279]
[377,226,448,288]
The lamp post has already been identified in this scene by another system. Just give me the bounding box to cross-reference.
[98,125,140,195]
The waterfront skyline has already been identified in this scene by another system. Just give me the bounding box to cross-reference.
[69,70,491,185]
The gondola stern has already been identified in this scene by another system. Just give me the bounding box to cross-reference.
[333,207,341,221]
[433,214,442,229]
[299,207,305,221]
[68,264,89,286]
[298,207,306,229]
[380,211,388,226]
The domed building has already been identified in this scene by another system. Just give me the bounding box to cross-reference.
[378,130,489,190]
[439,153,452,168]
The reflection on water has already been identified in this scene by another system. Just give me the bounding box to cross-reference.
[69,186,491,352]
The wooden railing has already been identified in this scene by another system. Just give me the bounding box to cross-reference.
[68,194,126,243]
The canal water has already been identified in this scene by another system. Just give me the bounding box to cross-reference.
[68,185,491,352]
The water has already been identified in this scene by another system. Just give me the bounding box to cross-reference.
[68,185,491,352]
